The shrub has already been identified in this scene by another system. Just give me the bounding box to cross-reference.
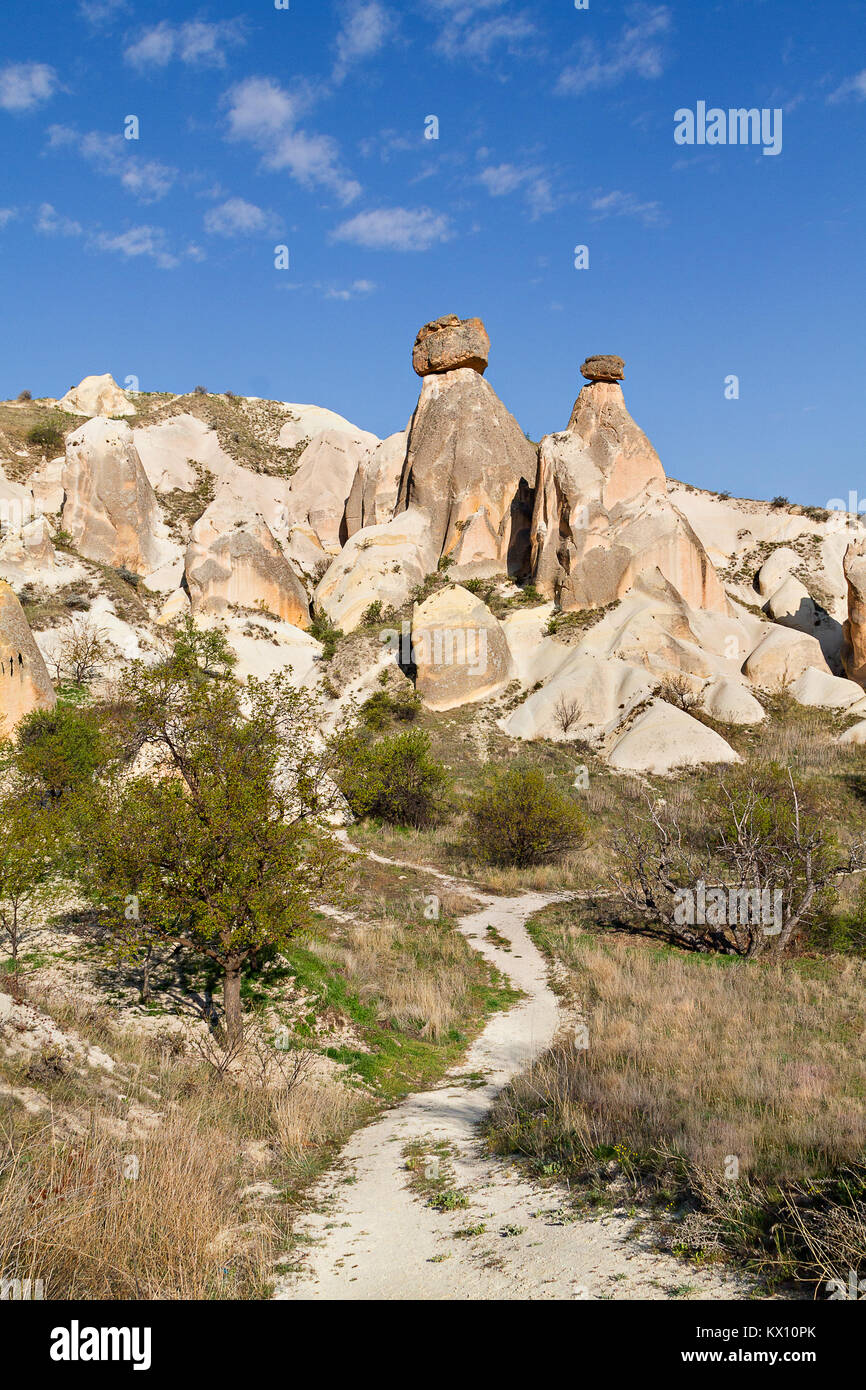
[193,385,208,396]
[771,495,789,509]
[17,389,32,402]
[308,612,342,661]
[464,766,588,868]
[359,689,421,730]
[657,672,702,712]
[16,704,108,804]
[26,422,65,456]
[336,728,449,829]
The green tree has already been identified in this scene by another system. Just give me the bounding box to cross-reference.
[0,786,51,964]
[16,704,108,804]
[465,766,588,868]
[335,727,449,829]
[79,621,341,1045]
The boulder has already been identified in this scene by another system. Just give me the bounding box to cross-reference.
[57,373,135,418]
[531,379,727,614]
[607,699,739,775]
[314,508,439,634]
[0,581,56,730]
[580,355,625,383]
[277,405,377,452]
[397,367,537,578]
[756,547,804,599]
[839,720,866,746]
[764,574,816,633]
[0,516,56,579]
[788,666,864,710]
[412,585,511,710]
[345,431,407,536]
[742,626,830,688]
[185,505,310,628]
[28,456,65,515]
[842,538,866,686]
[701,678,766,725]
[61,418,170,574]
[412,315,490,377]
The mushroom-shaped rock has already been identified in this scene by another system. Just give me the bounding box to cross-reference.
[412,315,490,377]
[607,700,739,775]
[397,368,537,579]
[842,538,866,687]
[764,574,816,634]
[701,678,766,725]
[742,626,829,688]
[580,355,625,383]
[788,667,865,710]
[0,581,56,730]
[61,418,170,573]
[531,379,727,615]
[411,585,511,710]
[185,508,310,628]
[58,374,135,418]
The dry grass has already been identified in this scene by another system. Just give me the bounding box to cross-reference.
[487,925,866,1284]
[343,918,472,1039]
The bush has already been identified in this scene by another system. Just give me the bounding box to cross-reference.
[465,766,588,868]
[15,705,108,804]
[336,728,449,828]
[17,389,32,402]
[193,385,208,396]
[26,422,65,456]
[308,612,342,662]
[359,689,420,730]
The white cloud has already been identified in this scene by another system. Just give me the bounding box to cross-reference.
[557,4,671,95]
[78,0,129,25]
[325,278,377,299]
[204,197,277,237]
[0,63,59,113]
[334,2,394,82]
[35,203,84,237]
[224,76,361,204]
[590,189,664,224]
[125,20,245,71]
[0,207,18,228]
[332,205,452,250]
[427,0,537,63]
[46,125,176,203]
[828,69,866,103]
[90,225,180,269]
[478,162,557,219]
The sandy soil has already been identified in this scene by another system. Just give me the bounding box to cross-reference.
[275,857,749,1302]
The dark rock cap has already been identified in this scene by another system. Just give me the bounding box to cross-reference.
[580,355,625,383]
[413,315,490,377]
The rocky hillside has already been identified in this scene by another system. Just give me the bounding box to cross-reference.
[4,314,866,773]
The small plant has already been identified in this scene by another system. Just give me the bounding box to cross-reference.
[26,422,65,456]
[17,389,32,402]
[657,672,702,713]
[361,599,384,626]
[553,693,582,734]
[193,385,208,396]
[427,1190,469,1212]
[770,495,789,509]
[308,612,342,662]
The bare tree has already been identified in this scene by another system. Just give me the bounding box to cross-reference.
[657,672,702,713]
[53,616,109,685]
[554,693,582,735]
[611,773,864,958]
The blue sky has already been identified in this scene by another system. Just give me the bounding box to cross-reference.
[1,0,864,505]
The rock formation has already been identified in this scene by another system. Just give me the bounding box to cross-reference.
[315,508,437,633]
[0,581,55,730]
[185,504,310,628]
[411,585,511,710]
[580,355,625,383]
[61,418,170,574]
[842,538,866,686]
[286,430,372,554]
[57,373,135,418]
[530,363,728,615]
[345,432,407,537]
[397,317,537,579]
[413,315,490,377]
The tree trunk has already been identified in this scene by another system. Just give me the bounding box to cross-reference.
[223,962,244,1047]
[140,945,152,1005]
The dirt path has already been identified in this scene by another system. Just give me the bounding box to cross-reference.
[276,861,747,1301]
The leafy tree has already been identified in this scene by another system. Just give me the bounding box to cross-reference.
[0,786,51,964]
[335,727,449,829]
[464,766,588,868]
[79,621,342,1044]
[16,704,108,804]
